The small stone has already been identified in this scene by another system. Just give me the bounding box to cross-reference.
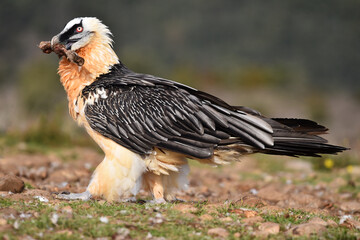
[326,219,338,227]
[119,210,127,215]
[13,220,20,230]
[233,232,241,238]
[82,203,91,209]
[257,186,286,202]
[99,216,109,224]
[27,166,48,180]
[33,196,49,203]
[61,206,73,218]
[55,230,72,236]
[259,205,284,214]
[84,163,92,170]
[19,213,32,219]
[238,194,268,207]
[230,208,258,218]
[146,232,152,239]
[290,193,320,207]
[51,213,59,225]
[0,191,9,197]
[242,216,264,225]
[149,213,164,225]
[339,215,352,224]
[287,223,326,236]
[339,201,360,212]
[257,222,280,235]
[173,204,197,213]
[0,175,25,193]
[207,228,229,238]
[308,217,328,226]
[340,218,360,230]
[0,218,7,225]
[200,214,213,221]
[249,189,258,195]
[182,212,197,219]
[114,227,130,240]
[220,217,232,222]
[0,208,19,219]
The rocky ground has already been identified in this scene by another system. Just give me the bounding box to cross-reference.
[0,146,359,239]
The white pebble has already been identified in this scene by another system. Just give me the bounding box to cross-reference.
[99,216,109,223]
[13,220,20,229]
[19,213,31,219]
[339,215,352,224]
[51,213,59,225]
[249,188,258,195]
[120,210,127,215]
[34,196,49,203]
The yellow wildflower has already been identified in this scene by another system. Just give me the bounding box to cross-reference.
[324,158,334,169]
[346,165,353,174]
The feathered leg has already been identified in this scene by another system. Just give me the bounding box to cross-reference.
[142,172,166,203]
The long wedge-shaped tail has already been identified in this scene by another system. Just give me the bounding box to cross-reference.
[259,118,348,157]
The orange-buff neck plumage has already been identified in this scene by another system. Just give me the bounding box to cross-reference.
[58,28,118,119]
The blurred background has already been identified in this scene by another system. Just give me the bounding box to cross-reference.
[0,0,359,161]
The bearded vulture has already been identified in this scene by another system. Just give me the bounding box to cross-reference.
[47,17,346,202]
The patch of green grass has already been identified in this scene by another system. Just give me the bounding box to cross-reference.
[322,227,359,240]
[0,197,14,207]
[193,200,208,216]
[262,209,316,226]
[24,183,35,190]
[1,197,360,240]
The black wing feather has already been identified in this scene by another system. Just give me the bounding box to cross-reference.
[83,64,274,159]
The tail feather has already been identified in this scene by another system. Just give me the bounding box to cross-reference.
[259,118,348,157]
[263,141,347,157]
[271,118,328,135]
[223,108,348,158]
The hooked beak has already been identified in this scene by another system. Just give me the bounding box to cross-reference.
[51,34,60,49]
[51,34,79,50]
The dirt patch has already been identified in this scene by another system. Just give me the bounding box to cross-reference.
[0,148,359,238]
[0,150,359,216]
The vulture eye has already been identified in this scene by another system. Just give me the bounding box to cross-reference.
[76,26,83,33]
